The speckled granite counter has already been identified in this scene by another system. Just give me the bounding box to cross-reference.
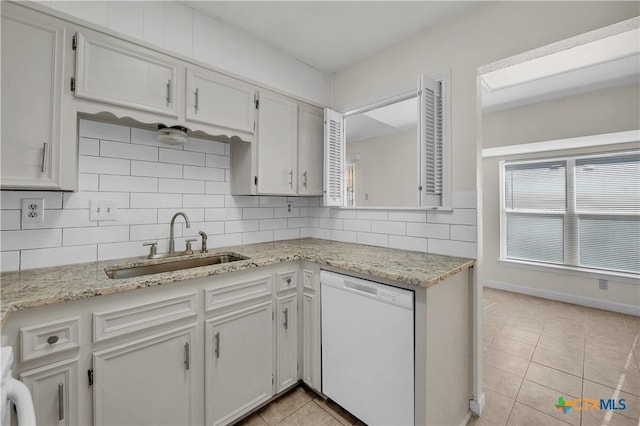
[0,238,474,324]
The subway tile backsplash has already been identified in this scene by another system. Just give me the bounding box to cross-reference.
[0,119,477,272]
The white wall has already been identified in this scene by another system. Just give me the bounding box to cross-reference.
[0,120,315,272]
[35,0,331,106]
[482,83,640,313]
[327,1,639,258]
[347,129,417,207]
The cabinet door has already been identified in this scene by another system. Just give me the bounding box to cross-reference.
[75,32,179,117]
[298,104,324,196]
[205,301,273,426]
[256,91,298,195]
[1,13,64,189]
[302,269,321,391]
[93,325,196,426]
[186,68,255,133]
[276,293,298,393]
[20,358,78,426]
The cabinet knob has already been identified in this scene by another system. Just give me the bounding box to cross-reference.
[286,278,292,284]
[47,335,59,345]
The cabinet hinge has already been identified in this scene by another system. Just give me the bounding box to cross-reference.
[272,311,274,321]
[70,77,76,92]
[418,185,423,192]
[272,375,274,385]
[254,94,259,109]
[254,176,258,186]
[72,33,77,51]
[87,369,94,387]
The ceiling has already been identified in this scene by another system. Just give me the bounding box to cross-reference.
[184,1,478,73]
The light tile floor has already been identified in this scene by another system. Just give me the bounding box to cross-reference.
[237,288,640,426]
[472,288,640,426]
[236,386,362,426]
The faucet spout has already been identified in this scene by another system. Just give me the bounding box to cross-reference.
[169,212,191,253]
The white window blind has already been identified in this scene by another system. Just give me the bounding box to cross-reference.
[502,151,640,275]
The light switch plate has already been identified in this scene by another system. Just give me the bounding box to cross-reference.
[21,198,45,224]
[90,200,117,221]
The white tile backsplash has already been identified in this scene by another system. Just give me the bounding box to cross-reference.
[101,140,158,161]
[131,161,182,178]
[1,229,62,251]
[0,119,477,272]
[21,245,98,270]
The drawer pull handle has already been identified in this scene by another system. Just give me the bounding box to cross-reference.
[166,79,172,105]
[58,383,64,420]
[47,335,59,345]
[184,342,190,370]
[41,143,48,173]
[283,308,289,330]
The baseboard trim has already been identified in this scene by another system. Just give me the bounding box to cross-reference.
[469,391,485,416]
[460,410,473,426]
[483,279,640,316]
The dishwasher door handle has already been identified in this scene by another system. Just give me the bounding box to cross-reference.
[343,280,378,296]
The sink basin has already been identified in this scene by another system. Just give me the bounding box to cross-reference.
[105,253,249,279]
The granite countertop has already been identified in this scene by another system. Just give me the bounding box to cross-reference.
[0,238,474,324]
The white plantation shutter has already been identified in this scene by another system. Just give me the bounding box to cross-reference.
[419,75,443,207]
[323,108,344,207]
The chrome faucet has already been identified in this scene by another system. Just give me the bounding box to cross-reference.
[169,212,191,253]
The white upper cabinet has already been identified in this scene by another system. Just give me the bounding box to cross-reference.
[186,68,255,133]
[256,91,299,195]
[1,9,65,189]
[298,105,324,196]
[74,32,180,117]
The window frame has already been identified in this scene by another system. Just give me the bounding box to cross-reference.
[499,150,640,277]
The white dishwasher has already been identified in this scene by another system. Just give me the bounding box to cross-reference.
[321,271,414,426]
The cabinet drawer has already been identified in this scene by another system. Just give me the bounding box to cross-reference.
[204,275,272,314]
[93,293,197,343]
[20,317,80,362]
[277,270,298,292]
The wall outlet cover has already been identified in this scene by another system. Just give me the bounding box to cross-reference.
[90,199,117,221]
[21,198,45,225]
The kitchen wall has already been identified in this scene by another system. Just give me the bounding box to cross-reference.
[0,120,315,272]
[303,192,477,259]
[347,130,417,207]
[332,1,639,194]
[482,83,640,313]
[33,0,331,106]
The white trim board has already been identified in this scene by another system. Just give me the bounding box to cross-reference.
[482,130,640,158]
[483,279,640,316]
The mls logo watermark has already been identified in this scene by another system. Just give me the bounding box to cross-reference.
[555,396,626,413]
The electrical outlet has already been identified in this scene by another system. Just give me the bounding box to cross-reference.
[287,202,292,213]
[89,200,117,221]
[21,198,45,225]
[599,279,608,290]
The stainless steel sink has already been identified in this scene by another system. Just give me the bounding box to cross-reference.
[105,253,249,279]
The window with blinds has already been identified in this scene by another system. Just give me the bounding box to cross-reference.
[502,151,640,275]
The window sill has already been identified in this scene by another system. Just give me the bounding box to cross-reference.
[497,259,640,284]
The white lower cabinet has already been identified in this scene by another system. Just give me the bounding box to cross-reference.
[92,325,196,426]
[276,292,298,393]
[205,301,274,426]
[19,358,78,426]
[4,263,318,426]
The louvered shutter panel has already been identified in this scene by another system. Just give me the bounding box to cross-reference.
[419,75,443,206]
[323,108,344,206]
